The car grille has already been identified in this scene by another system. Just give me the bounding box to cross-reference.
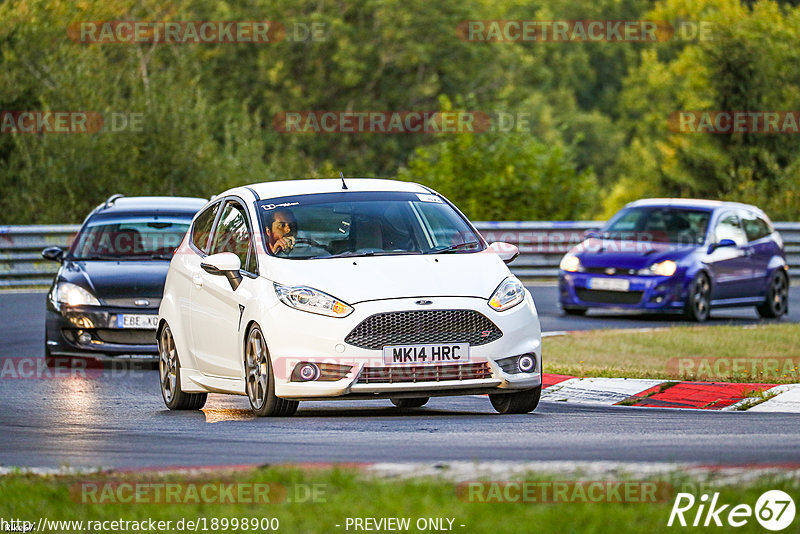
[356,362,492,384]
[102,297,161,309]
[94,329,157,345]
[583,267,637,276]
[575,288,644,305]
[344,310,502,350]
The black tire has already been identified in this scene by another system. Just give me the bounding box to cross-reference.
[685,273,711,322]
[757,269,789,319]
[563,306,587,316]
[489,385,541,414]
[158,324,207,410]
[245,324,299,417]
[391,397,429,408]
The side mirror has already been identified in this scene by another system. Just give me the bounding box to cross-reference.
[201,252,243,290]
[488,242,520,264]
[708,238,736,253]
[42,246,64,263]
[583,230,601,240]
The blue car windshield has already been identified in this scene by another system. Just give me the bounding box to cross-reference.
[256,191,483,259]
[603,207,711,245]
[71,216,192,259]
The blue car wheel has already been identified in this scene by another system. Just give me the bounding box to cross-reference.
[685,273,711,322]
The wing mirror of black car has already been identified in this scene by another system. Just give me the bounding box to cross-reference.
[42,246,64,263]
[708,238,736,253]
[583,230,601,240]
[201,252,243,291]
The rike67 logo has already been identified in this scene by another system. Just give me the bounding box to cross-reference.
[668,490,796,530]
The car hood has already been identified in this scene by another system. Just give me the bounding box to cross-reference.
[265,251,511,303]
[572,239,697,270]
[59,259,171,300]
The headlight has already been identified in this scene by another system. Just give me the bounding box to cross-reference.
[559,253,582,272]
[639,260,677,277]
[274,283,353,317]
[488,277,525,312]
[53,282,101,308]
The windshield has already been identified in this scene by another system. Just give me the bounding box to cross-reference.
[257,191,483,259]
[602,207,711,245]
[71,216,192,260]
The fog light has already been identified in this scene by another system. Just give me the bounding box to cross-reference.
[496,353,537,374]
[291,362,352,382]
[518,354,536,373]
[78,332,92,344]
[298,363,320,381]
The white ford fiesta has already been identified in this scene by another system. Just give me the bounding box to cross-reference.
[157,179,542,416]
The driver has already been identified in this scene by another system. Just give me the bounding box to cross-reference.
[266,209,297,254]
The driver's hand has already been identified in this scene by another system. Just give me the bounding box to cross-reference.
[271,236,295,254]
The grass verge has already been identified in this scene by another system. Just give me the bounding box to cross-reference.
[0,467,797,534]
[544,323,800,384]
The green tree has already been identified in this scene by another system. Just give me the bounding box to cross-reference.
[397,100,598,221]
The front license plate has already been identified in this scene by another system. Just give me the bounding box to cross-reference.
[383,343,470,365]
[116,314,159,329]
[587,277,630,291]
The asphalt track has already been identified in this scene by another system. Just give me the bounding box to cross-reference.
[0,287,798,469]
[2,285,799,359]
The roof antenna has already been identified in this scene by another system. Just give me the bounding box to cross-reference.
[340,171,348,190]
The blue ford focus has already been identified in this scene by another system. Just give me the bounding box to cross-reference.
[558,199,789,321]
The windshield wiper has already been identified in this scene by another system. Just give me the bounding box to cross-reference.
[70,254,121,261]
[428,241,481,254]
[150,253,173,260]
[309,250,422,260]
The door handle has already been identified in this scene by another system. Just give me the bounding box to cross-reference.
[192,273,203,287]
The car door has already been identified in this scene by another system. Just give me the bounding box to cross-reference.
[706,211,752,300]
[174,201,221,358]
[189,198,259,378]
[740,209,775,298]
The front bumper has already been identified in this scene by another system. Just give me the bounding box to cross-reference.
[558,271,690,310]
[261,294,542,399]
[45,305,159,359]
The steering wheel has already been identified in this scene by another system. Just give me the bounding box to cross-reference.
[293,237,332,253]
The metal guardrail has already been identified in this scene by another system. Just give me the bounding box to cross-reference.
[1,222,799,286]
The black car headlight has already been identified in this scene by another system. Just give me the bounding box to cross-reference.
[50,282,101,310]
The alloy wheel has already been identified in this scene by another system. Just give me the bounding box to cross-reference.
[245,328,270,410]
[772,272,788,315]
[692,275,710,319]
[159,326,178,404]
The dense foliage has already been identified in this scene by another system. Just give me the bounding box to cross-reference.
[1,0,798,222]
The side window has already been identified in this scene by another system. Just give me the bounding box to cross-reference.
[714,213,747,246]
[211,201,257,273]
[191,203,220,254]
[741,211,772,242]
[414,202,473,248]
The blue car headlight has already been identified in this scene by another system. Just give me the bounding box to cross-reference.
[638,260,677,277]
[559,253,583,272]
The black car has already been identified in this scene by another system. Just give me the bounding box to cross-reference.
[42,195,206,362]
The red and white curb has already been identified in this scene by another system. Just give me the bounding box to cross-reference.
[541,373,800,412]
